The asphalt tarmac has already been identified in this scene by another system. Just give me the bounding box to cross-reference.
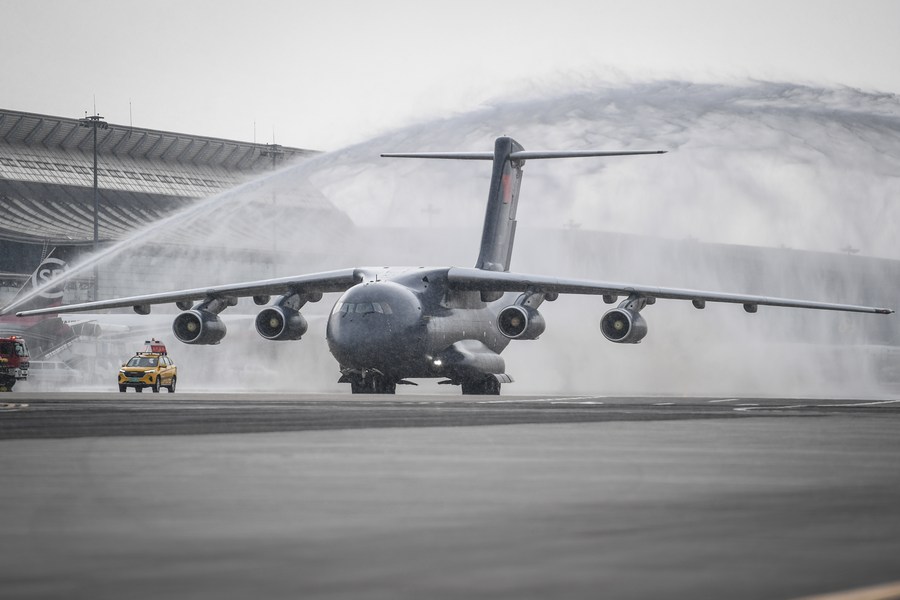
[2,392,900,600]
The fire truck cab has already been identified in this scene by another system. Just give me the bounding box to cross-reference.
[0,336,30,392]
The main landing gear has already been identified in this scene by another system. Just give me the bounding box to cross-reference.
[342,370,503,395]
[348,372,397,394]
[460,376,501,395]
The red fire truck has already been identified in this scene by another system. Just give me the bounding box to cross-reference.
[0,336,30,391]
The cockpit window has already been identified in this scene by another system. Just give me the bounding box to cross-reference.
[334,302,393,315]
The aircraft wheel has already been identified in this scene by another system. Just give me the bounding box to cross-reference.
[350,380,371,394]
[350,374,396,394]
[461,377,500,395]
[374,378,396,394]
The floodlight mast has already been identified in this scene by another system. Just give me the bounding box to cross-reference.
[78,113,108,300]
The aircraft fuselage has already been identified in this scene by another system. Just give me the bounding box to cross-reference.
[326,268,512,384]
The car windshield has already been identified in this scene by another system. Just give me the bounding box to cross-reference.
[127,356,158,367]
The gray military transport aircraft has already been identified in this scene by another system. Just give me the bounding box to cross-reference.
[16,137,895,394]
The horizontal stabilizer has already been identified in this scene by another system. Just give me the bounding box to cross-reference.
[510,149,666,160]
[381,149,666,161]
[381,151,494,160]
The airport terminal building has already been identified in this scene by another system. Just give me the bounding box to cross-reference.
[0,108,349,306]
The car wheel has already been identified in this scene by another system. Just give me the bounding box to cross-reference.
[152,379,160,393]
[119,385,126,392]
[168,377,176,393]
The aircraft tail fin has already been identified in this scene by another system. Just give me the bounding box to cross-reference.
[382,137,666,273]
[476,137,524,272]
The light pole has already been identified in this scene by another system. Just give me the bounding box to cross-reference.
[79,114,108,300]
[260,144,284,265]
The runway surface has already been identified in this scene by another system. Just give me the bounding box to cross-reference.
[2,392,900,599]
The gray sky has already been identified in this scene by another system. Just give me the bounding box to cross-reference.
[2,0,900,150]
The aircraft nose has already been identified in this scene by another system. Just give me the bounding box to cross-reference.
[329,309,394,363]
[326,282,425,370]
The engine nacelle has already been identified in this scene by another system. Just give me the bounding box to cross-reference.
[497,305,546,340]
[172,310,227,345]
[256,306,308,341]
[600,308,648,344]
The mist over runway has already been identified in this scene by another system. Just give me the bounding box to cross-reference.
[13,79,900,398]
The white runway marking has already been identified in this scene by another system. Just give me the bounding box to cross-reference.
[827,399,900,408]
[734,404,799,412]
[549,401,605,405]
[735,399,900,412]
[477,396,604,405]
[708,398,739,403]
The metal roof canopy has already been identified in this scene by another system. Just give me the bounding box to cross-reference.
[0,108,318,170]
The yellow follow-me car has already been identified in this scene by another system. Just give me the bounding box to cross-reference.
[118,339,177,393]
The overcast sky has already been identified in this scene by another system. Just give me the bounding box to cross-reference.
[2,0,900,151]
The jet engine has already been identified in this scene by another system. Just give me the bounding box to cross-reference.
[255,306,308,341]
[497,305,546,340]
[600,308,648,344]
[172,310,227,345]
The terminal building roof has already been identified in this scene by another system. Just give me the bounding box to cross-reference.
[0,109,316,171]
[0,108,329,244]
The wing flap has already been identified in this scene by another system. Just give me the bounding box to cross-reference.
[16,268,365,317]
[446,267,894,315]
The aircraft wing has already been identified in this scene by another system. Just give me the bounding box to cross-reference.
[16,269,365,317]
[446,267,894,314]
